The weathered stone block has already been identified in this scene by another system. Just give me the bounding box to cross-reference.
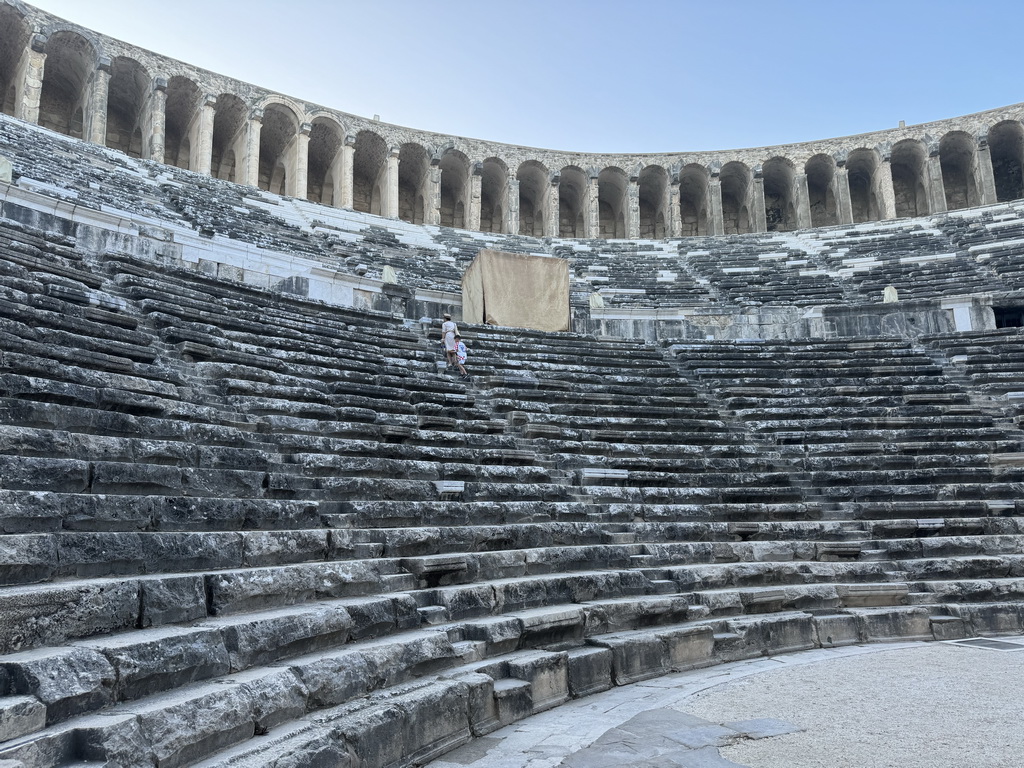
[242,529,329,567]
[0,456,89,492]
[566,646,613,698]
[74,712,154,768]
[133,682,257,768]
[397,681,472,765]
[237,668,309,731]
[507,651,569,713]
[850,607,932,641]
[54,532,145,578]
[139,575,207,627]
[0,534,56,585]
[2,647,114,723]
[460,615,522,655]
[659,624,715,670]
[141,531,242,572]
[431,584,495,620]
[84,626,230,703]
[813,614,861,647]
[591,633,668,685]
[492,678,532,726]
[331,701,406,768]
[0,580,140,653]
[443,671,500,736]
[218,604,353,671]
[0,695,45,742]
[90,461,182,494]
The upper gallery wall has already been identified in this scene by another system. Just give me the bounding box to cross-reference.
[3,0,1024,241]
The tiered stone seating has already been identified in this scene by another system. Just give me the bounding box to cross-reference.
[2,219,1024,766]
[5,108,1024,766]
[813,223,1005,302]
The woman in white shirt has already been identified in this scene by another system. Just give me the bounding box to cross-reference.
[441,313,459,368]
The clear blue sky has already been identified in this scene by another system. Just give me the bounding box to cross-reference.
[23,0,1024,154]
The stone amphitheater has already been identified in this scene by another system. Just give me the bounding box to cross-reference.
[2,1,1024,767]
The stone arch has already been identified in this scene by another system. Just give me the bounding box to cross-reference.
[598,166,628,239]
[891,139,928,218]
[258,102,299,196]
[805,153,838,228]
[105,56,150,157]
[0,5,31,117]
[517,160,548,236]
[398,142,430,224]
[638,165,668,239]
[559,166,588,238]
[38,30,96,138]
[352,130,388,215]
[162,75,202,170]
[211,93,246,182]
[763,156,797,232]
[480,157,508,234]
[847,148,881,223]
[939,131,980,211]
[720,161,753,235]
[678,164,710,237]
[306,116,344,206]
[989,120,1024,202]
[439,149,470,228]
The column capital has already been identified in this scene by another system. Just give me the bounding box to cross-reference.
[250,108,264,122]
[471,162,483,176]
[30,33,47,53]
[203,94,217,108]
[97,56,111,73]
[299,122,312,136]
[153,77,167,92]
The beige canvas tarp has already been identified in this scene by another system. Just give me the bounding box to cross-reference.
[462,249,570,332]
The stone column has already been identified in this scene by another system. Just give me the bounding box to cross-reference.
[586,174,600,238]
[876,153,897,220]
[386,148,399,218]
[547,176,560,238]
[834,164,854,225]
[15,35,46,124]
[292,122,311,199]
[794,173,812,229]
[975,137,998,205]
[468,164,483,231]
[146,78,167,163]
[196,95,216,175]
[243,108,263,188]
[751,170,767,232]
[507,177,520,235]
[627,176,640,238]
[85,57,111,146]
[427,160,441,225]
[668,180,682,237]
[926,149,946,214]
[708,175,724,236]
[339,136,355,208]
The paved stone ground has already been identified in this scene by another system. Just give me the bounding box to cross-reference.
[427,638,1024,768]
